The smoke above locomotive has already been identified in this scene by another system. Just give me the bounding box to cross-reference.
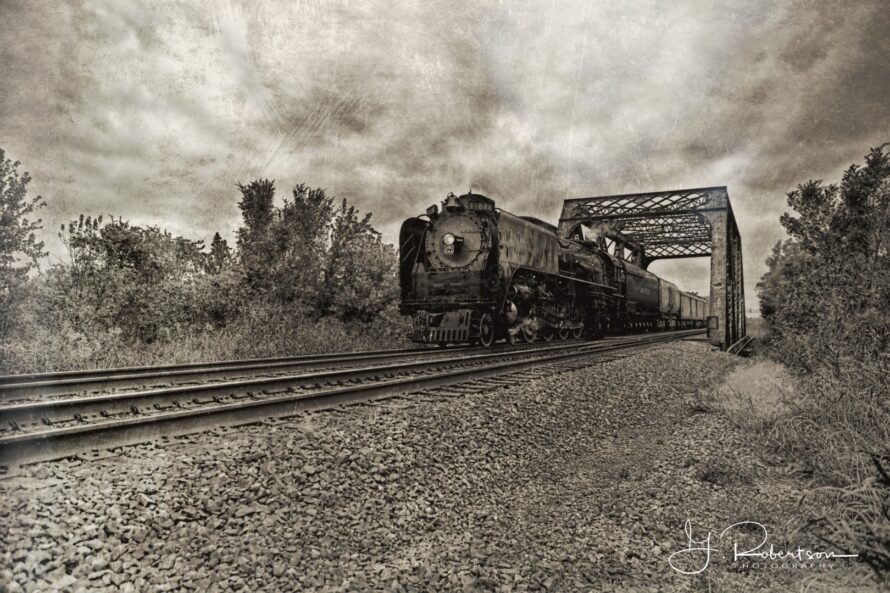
[399,192,706,346]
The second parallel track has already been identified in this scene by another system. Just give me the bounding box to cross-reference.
[0,330,705,467]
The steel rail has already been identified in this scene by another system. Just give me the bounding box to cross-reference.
[726,335,754,355]
[0,345,450,384]
[0,330,704,467]
[0,341,570,401]
[0,337,637,428]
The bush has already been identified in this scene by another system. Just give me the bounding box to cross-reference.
[0,171,409,374]
[0,148,47,337]
[0,297,410,374]
[757,144,890,583]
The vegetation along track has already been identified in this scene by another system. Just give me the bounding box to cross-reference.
[0,330,703,468]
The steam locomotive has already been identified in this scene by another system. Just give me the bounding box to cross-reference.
[399,192,706,346]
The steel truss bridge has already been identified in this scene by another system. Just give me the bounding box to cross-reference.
[557,186,745,349]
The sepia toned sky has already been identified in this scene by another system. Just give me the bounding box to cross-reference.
[2,0,889,310]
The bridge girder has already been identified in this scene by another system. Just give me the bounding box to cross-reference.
[557,186,746,350]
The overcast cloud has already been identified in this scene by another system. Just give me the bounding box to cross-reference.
[2,0,888,308]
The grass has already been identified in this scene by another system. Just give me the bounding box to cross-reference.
[770,356,890,584]
[0,308,412,374]
[695,336,890,584]
[806,454,890,580]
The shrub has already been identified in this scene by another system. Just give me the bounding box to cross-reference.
[0,170,409,374]
[757,144,890,583]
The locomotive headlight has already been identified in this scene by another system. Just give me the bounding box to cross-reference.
[442,233,456,246]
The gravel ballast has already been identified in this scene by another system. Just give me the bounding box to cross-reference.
[0,341,877,592]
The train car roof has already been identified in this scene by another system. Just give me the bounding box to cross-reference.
[679,291,708,302]
[519,216,558,233]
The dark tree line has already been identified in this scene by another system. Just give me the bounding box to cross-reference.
[758,146,890,584]
[0,148,47,334]
[234,179,397,321]
[0,147,402,371]
[757,144,890,368]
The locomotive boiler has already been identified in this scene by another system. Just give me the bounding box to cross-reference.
[399,192,706,346]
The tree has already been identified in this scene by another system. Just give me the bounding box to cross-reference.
[757,144,890,366]
[236,179,275,254]
[235,179,276,291]
[266,183,335,304]
[777,146,890,266]
[0,148,47,337]
[231,178,399,321]
[779,179,840,255]
[57,216,207,341]
[837,146,890,263]
[318,199,397,320]
[0,148,47,307]
[207,232,231,274]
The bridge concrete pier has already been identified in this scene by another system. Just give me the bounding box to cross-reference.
[700,205,745,348]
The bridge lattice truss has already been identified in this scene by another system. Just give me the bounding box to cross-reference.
[558,188,718,263]
[557,186,745,350]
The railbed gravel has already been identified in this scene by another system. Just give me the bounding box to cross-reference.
[0,341,876,592]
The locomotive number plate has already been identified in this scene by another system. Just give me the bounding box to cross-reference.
[443,245,455,254]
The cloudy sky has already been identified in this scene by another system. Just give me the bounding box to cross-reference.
[2,0,889,309]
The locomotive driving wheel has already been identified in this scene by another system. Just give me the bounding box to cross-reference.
[558,326,571,340]
[571,323,584,339]
[476,312,495,348]
[590,313,607,339]
[519,324,536,342]
[518,312,539,342]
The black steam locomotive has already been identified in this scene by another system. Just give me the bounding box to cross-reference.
[399,192,706,346]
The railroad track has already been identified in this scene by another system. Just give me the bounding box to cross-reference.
[0,342,542,402]
[0,329,704,468]
[726,334,755,356]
